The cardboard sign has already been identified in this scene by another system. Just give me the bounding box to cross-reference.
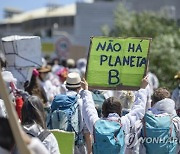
[1,35,42,67]
[86,37,151,90]
[50,130,75,154]
[1,35,43,88]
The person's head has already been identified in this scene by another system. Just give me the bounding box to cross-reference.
[1,71,17,104]
[76,58,87,77]
[67,59,75,69]
[174,71,180,84]
[0,117,15,151]
[65,72,81,92]
[57,68,68,83]
[24,69,40,93]
[21,95,46,128]
[38,65,51,81]
[60,59,67,67]
[52,58,60,65]
[102,97,122,118]
[1,71,17,86]
[119,91,135,109]
[151,87,171,107]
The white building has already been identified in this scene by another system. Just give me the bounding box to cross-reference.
[0,0,179,54]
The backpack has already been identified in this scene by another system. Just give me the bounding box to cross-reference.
[26,129,51,142]
[12,128,51,154]
[141,112,178,154]
[12,129,51,154]
[93,119,125,154]
[47,94,83,145]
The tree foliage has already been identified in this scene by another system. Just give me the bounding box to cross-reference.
[102,3,180,90]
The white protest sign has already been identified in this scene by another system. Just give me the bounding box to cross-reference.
[2,35,42,67]
[1,35,42,88]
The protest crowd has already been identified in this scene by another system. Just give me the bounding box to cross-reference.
[0,35,180,154]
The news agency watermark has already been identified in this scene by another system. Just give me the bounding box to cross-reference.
[125,133,180,146]
[138,137,179,144]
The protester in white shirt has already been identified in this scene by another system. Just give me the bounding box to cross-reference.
[21,95,60,154]
[79,77,148,154]
[127,87,180,154]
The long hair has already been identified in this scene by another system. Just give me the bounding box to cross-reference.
[0,117,14,151]
[21,95,46,129]
[24,74,39,95]
[24,74,48,104]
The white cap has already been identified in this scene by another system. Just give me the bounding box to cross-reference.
[1,71,17,83]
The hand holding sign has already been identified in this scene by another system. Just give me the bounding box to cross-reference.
[81,78,88,90]
[140,75,149,89]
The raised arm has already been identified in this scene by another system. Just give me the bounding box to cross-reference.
[121,76,149,134]
[80,79,100,134]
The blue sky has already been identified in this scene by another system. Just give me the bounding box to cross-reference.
[0,0,77,20]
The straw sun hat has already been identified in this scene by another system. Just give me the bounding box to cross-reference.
[65,72,81,88]
[37,65,51,73]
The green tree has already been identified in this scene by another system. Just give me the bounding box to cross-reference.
[102,3,180,90]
